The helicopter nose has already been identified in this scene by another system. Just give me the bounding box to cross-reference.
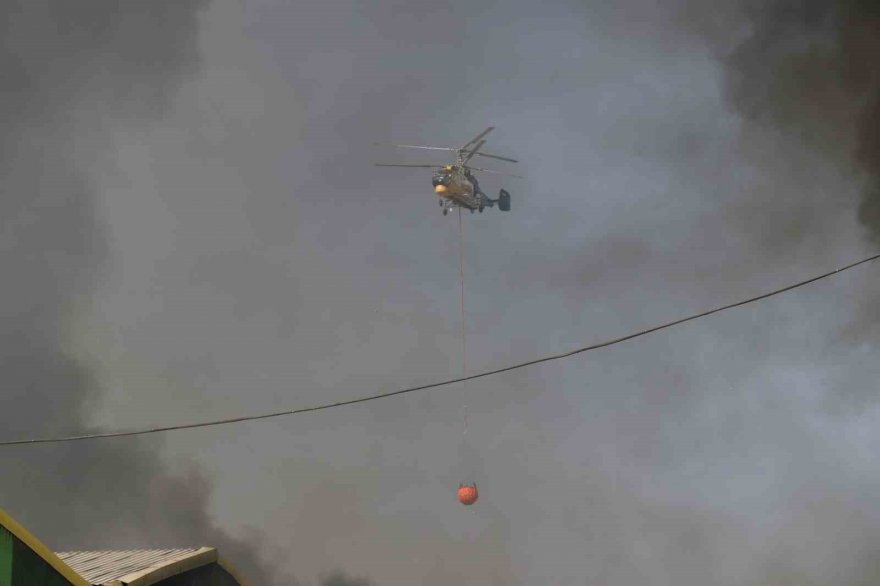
[434,184,447,194]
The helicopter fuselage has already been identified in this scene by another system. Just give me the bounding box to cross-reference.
[432,167,483,210]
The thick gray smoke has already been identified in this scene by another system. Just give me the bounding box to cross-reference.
[0,2,288,584]
[6,2,880,585]
[692,0,880,337]
[674,1,880,583]
[320,571,372,586]
[707,0,880,240]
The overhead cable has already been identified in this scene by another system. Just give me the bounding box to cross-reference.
[1,252,878,447]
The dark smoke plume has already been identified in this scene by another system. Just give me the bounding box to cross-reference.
[320,571,373,586]
[712,0,880,240]
[676,2,880,583]
[0,2,288,584]
[674,0,880,342]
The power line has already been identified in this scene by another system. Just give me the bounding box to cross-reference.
[2,252,878,447]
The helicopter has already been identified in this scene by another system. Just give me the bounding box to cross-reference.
[375,127,520,216]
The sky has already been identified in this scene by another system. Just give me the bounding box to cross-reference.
[2,1,880,585]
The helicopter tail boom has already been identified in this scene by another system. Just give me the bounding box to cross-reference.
[479,189,511,212]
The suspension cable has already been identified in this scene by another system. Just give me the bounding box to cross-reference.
[458,206,469,436]
[1,251,878,447]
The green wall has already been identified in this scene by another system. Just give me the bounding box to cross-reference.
[0,525,73,586]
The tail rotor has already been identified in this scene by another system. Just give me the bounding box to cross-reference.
[496,189,511,212]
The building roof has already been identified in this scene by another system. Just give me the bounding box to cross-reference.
[0,507,250,586]
[56,547,216,585]
[0,507,91,586]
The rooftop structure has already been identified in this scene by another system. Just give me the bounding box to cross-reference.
[0,508,249,586]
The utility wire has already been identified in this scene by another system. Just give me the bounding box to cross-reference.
[1,252,878,447]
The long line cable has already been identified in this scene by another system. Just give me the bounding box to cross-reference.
[1,251,878,447]
[458,206,469,437]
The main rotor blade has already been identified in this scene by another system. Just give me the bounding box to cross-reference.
[459,127,494,151]
[374,142,456,152]
[375,163,443,168]
[462,139,486,165]
[474,151,518,164]
[465,165,523,178]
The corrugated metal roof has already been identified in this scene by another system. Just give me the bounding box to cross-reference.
[56,548,211,585]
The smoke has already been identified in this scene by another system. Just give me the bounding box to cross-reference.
[692,0,880,241]
[5,2,879,585]
[659,1,880,583]
[700,0,880,336]
[320,571,372,586]
[0,2,289,584]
